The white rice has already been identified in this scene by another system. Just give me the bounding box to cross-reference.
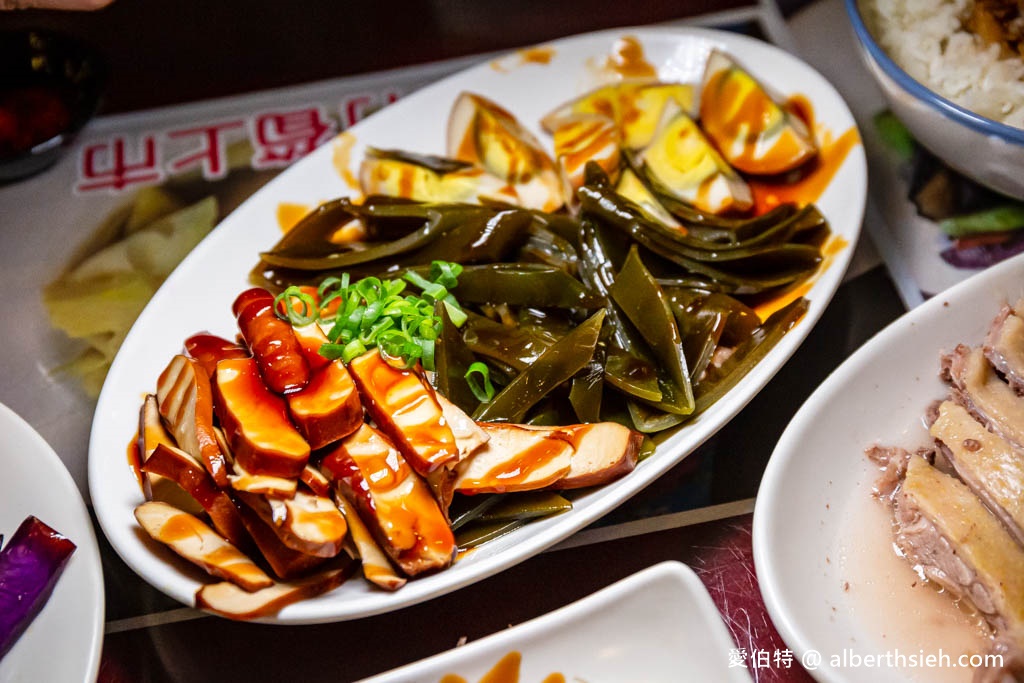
[862,0,1024,128]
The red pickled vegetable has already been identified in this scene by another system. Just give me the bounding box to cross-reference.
[0,516,76,661]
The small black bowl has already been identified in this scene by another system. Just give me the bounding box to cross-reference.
[0,29,107,183]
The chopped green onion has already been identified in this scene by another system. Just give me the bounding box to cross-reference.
[465,362,496,402]
[273,260,465,372]
[273,287,319,326]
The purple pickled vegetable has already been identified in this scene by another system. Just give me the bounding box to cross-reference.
[940,234,1024,270]
[0,516,75,661]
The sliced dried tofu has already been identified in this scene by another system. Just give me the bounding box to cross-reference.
[183,333,248,379]
[156,354,230,487]
[135,501,273,592]
[640,112,752,214]
[286,359,363,450]
[435,393,489,460]
[138,394,203,516]
[143,443,251,550]
[550,422,642,490]
[321,423,455,576]
[333,490,406,591]
[699,50,817,175]
[236,490,346,558]
[359,152,518,205]
[454,423,573,495]
[348,351,459,476]
[214,357,310,479]
[300,464,332,498]
[228,457,298,499]
[233,496,327,580]
[195,562,356,620]
[448,92,564,212]
[289,321,331,372]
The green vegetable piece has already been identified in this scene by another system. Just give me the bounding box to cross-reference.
[603,347,663,402]
[452,264,604,309]
[939,204,1024,237]
[569,350,605,423]
[473,309,606,422]
[433,302,482,415]
[610,246,694,415]
[873,110,915,160]
[461,312,556,371]
[693,298,807,415]
[455,518,525,548]
[476,491,572,523]
[626,400,687,434]
[449,494,504,532]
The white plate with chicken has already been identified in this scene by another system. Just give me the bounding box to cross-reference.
[754,253,1024,682]
[90,25,865,624]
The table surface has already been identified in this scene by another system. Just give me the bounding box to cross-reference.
[0,1,918,681]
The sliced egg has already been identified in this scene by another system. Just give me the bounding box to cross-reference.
[699,50,817,175]
[359,152,519,205]
[552,113,621,194]
[615,166,682,229]
[448,92,564,211]
[640,111,752,214]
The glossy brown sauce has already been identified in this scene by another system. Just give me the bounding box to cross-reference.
[440,651,566,683]
[603,36,657,79]
[160,513,207,543]
[557,118,616,174]
[748,125,861,214]
[276,202,311,233]
[518,46,555,65]
[218,358,308,456]
[752,234,849,321]
[331,131,360,190]
[338,425,453,558]
[473,437,566,489]
[127,434,146,492]
[359,354,458,469]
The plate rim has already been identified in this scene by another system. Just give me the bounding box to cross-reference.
[0,401,105,683]
[89,23,867,624]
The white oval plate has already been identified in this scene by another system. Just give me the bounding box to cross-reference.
[753,253,1024,682]
[363,561,751,683]
[90,26,866,624]
[0,403,104,683]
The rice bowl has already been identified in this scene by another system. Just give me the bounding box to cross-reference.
[860,0,1024,128]
[848,0,1024,199]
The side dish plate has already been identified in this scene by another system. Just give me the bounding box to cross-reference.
[753,253,1024,682]
[363,561,751,682]
[90,26,865,623]
[0,403,104,683]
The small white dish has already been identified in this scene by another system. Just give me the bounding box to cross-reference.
[363,561,751,682]
[0,402,104,683]
[90,26,865,623]
[753,252,1024,682]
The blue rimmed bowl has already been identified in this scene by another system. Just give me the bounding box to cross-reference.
[846,0,1024,200]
